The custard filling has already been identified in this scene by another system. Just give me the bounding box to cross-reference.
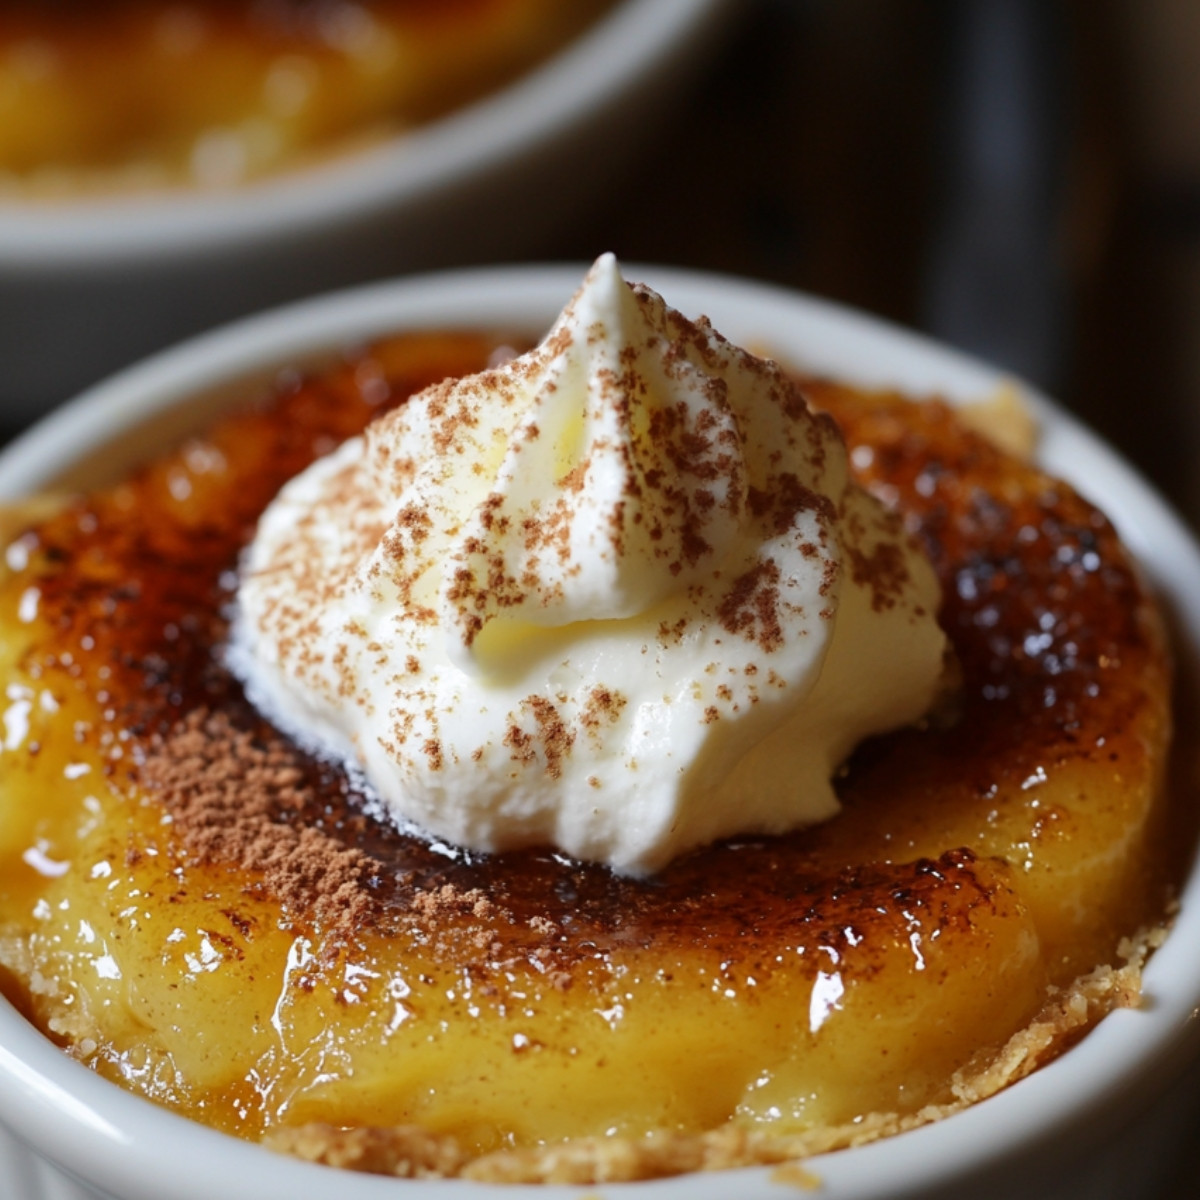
[0,331,1178,1182]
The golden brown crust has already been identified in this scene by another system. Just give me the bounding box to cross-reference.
[958,384,1040,460]
[264,1123,468,1180]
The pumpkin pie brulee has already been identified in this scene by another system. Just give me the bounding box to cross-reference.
[0,0,612,196]
[0,259,1179,1186]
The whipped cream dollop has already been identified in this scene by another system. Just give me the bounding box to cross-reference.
[232,255,948,873]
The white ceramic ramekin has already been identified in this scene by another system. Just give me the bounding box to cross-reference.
[1,265,1199,1200]
[0,0,733,422]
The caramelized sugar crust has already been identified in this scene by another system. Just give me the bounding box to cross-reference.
[0,338,1175,1163]
[0,1,611,192]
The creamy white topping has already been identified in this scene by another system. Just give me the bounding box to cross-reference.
[232,255,948,873]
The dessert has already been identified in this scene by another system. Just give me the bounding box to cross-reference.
[0,263,1178,1185]
[231,255,949,872]
[0,0,612,196]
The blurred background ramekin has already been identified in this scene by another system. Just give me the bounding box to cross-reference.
[1,262,1199,1200]
[0,0,733,424]
[8,2,1200,541]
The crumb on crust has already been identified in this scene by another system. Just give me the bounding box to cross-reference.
[958,384,1039,461]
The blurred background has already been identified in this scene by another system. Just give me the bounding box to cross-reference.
[552,0,1200,534]
[3,0,1200,536]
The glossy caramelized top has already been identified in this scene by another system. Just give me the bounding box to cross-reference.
[7,341,1169,961]
[0,334,1177,1152]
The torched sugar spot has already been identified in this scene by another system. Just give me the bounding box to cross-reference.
[232,256,949,872]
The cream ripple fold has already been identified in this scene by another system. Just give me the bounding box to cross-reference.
[231,255,949,873]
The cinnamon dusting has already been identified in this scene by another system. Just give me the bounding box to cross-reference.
[140,709,379,936]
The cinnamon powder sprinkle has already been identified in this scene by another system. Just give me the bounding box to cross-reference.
[843,504,914,614]
[716,559,788,652]
[139,709,379,935]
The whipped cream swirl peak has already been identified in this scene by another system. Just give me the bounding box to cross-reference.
[232,255,948,873]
